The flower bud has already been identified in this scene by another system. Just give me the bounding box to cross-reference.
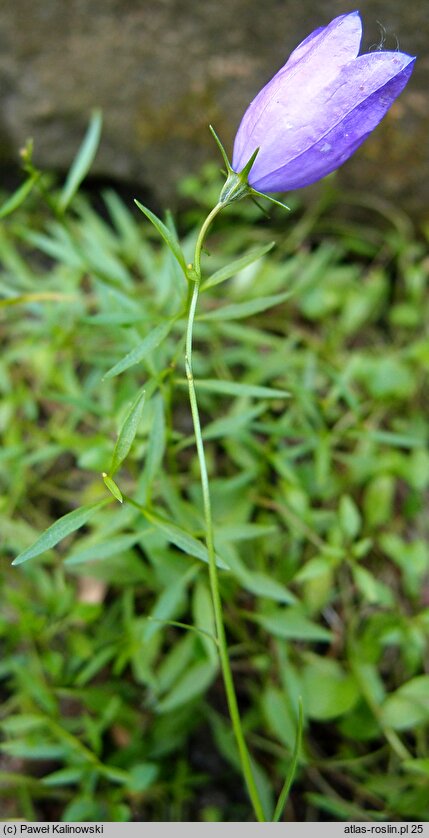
[232,11,415,193]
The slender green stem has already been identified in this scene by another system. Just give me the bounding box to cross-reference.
[184,203,265,822]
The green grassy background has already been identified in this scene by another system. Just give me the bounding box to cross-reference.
[0,144,429,821]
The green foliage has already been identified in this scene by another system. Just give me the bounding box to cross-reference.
[1,153,429,821]
[59,111,103,212]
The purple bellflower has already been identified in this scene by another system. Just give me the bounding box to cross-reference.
[227,11,415,199]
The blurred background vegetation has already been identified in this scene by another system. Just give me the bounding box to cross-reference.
[0,112,428,821]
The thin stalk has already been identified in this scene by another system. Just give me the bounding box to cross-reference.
[184,203,265,822]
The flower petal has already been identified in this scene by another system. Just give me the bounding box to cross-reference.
[233,11,362,171]
[248,52,415,192]
[284,10,361,71]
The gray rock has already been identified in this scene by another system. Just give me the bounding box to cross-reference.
[0,0,426,212]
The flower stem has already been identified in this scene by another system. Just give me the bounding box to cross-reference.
[184,203,265,822]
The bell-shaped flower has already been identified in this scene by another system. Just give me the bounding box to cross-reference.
[232,11,415,193]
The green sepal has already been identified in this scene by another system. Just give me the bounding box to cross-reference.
[240,147,260,180]
[250,188,290,213]
[209,125,233,173]
[209,125,289,213]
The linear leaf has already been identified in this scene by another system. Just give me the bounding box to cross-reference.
[1,743,66,760]
[12,499,111,566]
[134,199,187,272]
[143,568,199,643]
[236,570,296,605]
[103,322,172,379]
[273,699,303,822]
[201,242,275,291]
[19,229,84,269]
[109,387,146,475]
[102,473,123,503]
[144,510,228,569]
[253,608,331,641]
[199,290,292,321]
[0,292,75,309]
[156,660,217,714]
[58,110,103,211]
[216,523,278,542]
[42,768,86,787]
[139,394,166,501]
[202,404,266,443]
[0,174,40,219]
[194,379,289,399]
[65,532,144,565]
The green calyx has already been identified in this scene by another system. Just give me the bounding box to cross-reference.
[209,125,290,213]
[209,125,257,206]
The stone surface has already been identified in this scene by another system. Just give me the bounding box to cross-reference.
[0,0,427,213]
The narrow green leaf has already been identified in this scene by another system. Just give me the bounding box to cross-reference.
[0,743,66,760]
[84,312,142,326]
[65,532,145,565]
[19,228,84,269]
[253,608,331,641]
[273,699,303,822]
[59,110,103,211]
[238,570,296,604]
[147,617,217,646]
[194,378,289,399]
[0,173,40,219]
[103,322,172,379]
[193,580,217,663]
[211,539,296,603]
[42,768,86,787]
[201,242,275,290]
[262,687,298,750]
[109,388,146,475]
[217,523,278,542]
[144,509,228,569]
[199,290,292,321]
[134,199,187,272]
[12,499,111,565]
[75,646,117,686]
[0,715,46,735]
[201,404,266,443]
[351,428,425,449]
[143,567,199,642]
[103,473,123,503]
[156,660,217,713]
[0,292,75,309]
[139,393,166,500]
